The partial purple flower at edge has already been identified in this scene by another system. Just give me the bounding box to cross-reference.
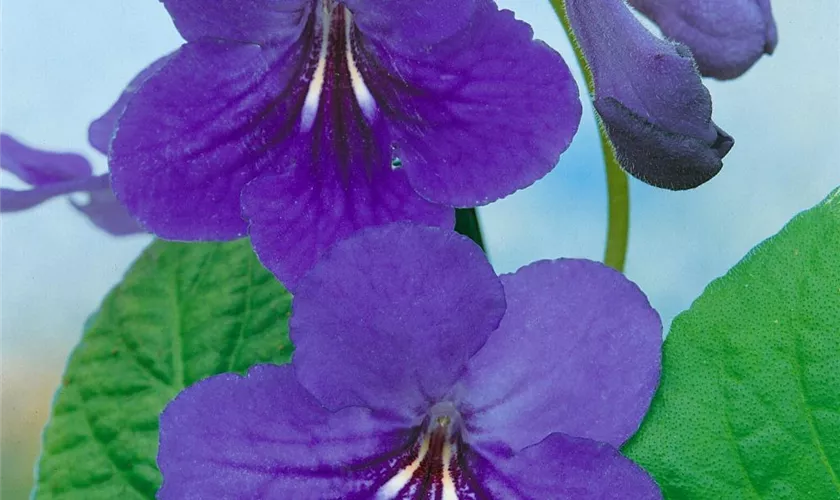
[567,0,734,190]
[628,0,778,80]
[109,0,582,289]
[0,134,143,236]
[158,224,663,499]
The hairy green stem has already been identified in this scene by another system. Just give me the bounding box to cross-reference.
[454,208,486,252]
[549,0,630,272]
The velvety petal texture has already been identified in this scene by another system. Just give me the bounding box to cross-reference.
[110,0,581,284]
[343,0,476,51]
[360,0,581,206]
[629,0,778,80]
[110,40,296,240]
[471,433,662,499]
[1,134,144,235]
[566,0,734,190]
[162,0,310,44]
[460,259,662,451]
[159,225,663,499]
[158,364,409,499]
[89,55,174,155]
[291,224,506,418]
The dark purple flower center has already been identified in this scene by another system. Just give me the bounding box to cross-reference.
[368,402,490,499]
[301,0,377,131]
[292,0,387,176]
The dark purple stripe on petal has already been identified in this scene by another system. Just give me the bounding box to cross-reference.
[158,364,413,499]
[244,4,454,287]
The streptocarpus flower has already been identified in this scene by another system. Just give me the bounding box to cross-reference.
[158,224,663,499]
[88,54,174,156]
[0,134,143,236]
[109,0,582,288]
[566,0,734,190]
[628,0,778,80]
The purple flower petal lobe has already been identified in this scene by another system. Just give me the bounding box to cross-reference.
[161,0,310,44]
[361,0,581,206]
[629,0,778,80]
[291,223,506,419]
[343,0,476,52]
[242,165,453,289]
[460,259,662,450]
[1,134,91,185]
[110,39,300,240]
[1,134,145,234]
[89,54,174,155]
[69,180,146,236]
[567,0,733,190]
[471,433,662,499]
[158,364,410,499]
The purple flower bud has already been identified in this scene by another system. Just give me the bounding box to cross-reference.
[567,0,734,190]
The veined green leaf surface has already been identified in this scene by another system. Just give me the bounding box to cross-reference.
[33,240,293,499]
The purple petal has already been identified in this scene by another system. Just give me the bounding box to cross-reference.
[158,364,410,499]
[88,55,174,155]
[109,39,301,240]
[460,259,661,451]
[241,53,453,288]
[566,0,733,190]
[1,179,98,212]
[1,134,91,185]
[291,224,506,419]
[162,0,310,44]
[1,134,97,212]
[360,0,581,206]
[629,0,778,80]
[242,166,453,289]
[471,433,662,499]
[343,0,476,52]
[69,182,146,236]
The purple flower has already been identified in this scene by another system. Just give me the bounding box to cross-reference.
[0,134,143,236]
[628,0,778,80]
[108,0,582,288]
[158,224,663,499]
[566,0,734,190]
[88,54,175,156]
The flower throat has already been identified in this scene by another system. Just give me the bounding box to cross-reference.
[300,0,377,132]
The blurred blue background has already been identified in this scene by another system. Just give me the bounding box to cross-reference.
[1,1,838,497]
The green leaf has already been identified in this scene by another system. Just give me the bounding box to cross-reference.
[33,239,294,499]
[454,208,486,252]
[624,187,840,500]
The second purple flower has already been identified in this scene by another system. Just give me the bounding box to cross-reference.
[109,0,582,287]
